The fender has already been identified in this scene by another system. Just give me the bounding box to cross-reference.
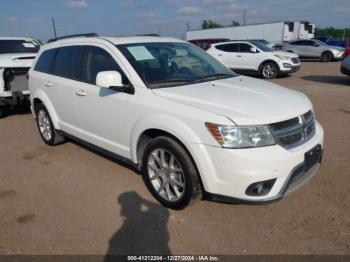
[31,89,61,129]
[129,113,203,164]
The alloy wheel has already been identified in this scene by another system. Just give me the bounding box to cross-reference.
[147,148,185,202]
[37,109,52,142]
[262,64,277,78]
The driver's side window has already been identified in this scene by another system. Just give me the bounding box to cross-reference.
[81,46,128,85]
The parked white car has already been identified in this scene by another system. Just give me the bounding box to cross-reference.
[29,35,324,209]
[207,40,301,79]
[0,37,40,118]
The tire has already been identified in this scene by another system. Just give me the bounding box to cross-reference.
[35,103,65,146]
[321,51,333,62]
[141,136,202,209]
[260,62,279,79]
[0,106,9,119]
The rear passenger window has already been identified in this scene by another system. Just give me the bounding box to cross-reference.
[53,46,82,79]
[82,46,127,85]
[34,49,57,73]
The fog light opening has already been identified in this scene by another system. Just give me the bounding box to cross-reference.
[246,179,277,196]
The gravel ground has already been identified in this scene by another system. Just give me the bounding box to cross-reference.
[0,61,349,256]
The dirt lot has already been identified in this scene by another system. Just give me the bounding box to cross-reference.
[0,61,349,256]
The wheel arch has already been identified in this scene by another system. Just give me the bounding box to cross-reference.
[31,90,60,129]
[259,59,281,73]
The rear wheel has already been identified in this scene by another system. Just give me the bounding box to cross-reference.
[141,136,202,209]
[321,51,333,62]
[260,62,279,79]
[35,104,65,146]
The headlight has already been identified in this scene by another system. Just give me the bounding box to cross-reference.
[206,123,276,148]
[274,54,290,60]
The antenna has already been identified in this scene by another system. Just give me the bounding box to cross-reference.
[52,18,57,38]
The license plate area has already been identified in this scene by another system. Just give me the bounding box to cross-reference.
[304,144,322,172]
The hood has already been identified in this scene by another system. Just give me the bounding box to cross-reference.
[328,45,345,51]
[0,53,36,68]
[271,50,298,58]
[152,76,312,126]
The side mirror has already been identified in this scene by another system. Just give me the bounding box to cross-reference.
[250,47,258,53]
[96,71,134,94]
[96,71,123,88]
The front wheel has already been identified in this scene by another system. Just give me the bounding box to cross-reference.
[321,52,333,62]
[35,104,65,146]
[141,136,202,209]
[260,62,279,79]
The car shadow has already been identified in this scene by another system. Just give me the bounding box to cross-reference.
[301,75,350,86]
[104,192,171,261]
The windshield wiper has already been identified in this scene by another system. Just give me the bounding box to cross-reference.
[148,79,192,88]
[190,73,234,84]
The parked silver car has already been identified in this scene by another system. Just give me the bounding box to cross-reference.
[281,39,344,62]
[341,55,350,76]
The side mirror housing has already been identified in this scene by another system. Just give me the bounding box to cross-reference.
[96,71,123,88]
[96,71,134,94]
[250,47,258,53]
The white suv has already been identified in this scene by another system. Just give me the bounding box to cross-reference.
[207,40,301,79]
[0,37,40,118]
[29,35,324,209]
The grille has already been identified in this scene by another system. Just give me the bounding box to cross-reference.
[269,110,316,149]
[291,57,300,64]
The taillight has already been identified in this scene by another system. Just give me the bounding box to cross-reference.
[343,49,350,58]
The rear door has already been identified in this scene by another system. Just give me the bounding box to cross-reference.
[40,46,82,135]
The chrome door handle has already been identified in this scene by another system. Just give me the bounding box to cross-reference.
[75,90,87,96]
[44,82,53,87]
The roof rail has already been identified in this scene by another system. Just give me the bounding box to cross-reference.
[47,33,99,43]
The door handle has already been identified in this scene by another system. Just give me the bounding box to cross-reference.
[44,82,53,87]
[217,54,223,56]
[237,55,242,58]
[75,90,87,97]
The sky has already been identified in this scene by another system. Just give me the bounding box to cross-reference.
[0,0,349,42]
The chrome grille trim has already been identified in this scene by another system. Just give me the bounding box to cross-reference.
[269,110,316,149]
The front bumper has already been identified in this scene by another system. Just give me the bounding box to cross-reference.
[189,121,324,202]
[280,63,301,74]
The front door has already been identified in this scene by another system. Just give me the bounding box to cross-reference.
[74,45,133,158]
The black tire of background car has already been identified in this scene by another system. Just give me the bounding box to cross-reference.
[321,51,333,63]
[141,136,202,209]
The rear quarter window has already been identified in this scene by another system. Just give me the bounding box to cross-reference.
[34,49,57,73]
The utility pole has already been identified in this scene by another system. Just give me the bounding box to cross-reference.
[52,18,57,38]
[243,9,246,25]
[186,22,190,32]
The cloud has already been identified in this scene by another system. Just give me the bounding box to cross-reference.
[7,16,33,24]
[64,0,88,9]
[7,16,19,22]
[177,6,203,14]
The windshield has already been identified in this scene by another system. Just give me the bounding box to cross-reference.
[313,39,327,46]
[117,42,237,88]
[249,41,273,52]
[0,40,40,54]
